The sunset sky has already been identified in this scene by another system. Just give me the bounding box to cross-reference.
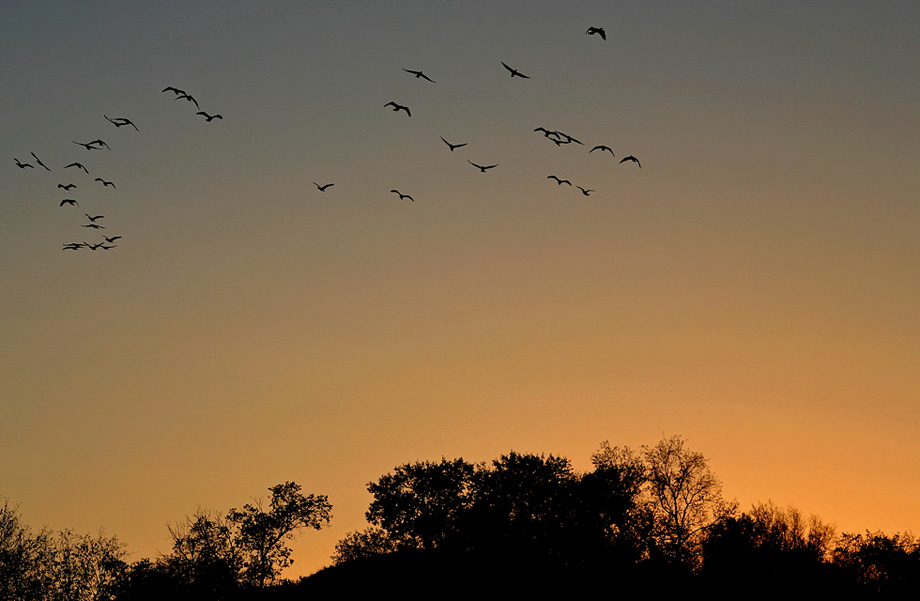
[2,1,919,577]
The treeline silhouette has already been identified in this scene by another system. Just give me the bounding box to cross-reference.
[2,436,919,600]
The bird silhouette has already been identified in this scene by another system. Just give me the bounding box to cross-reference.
[560,132,583,145]
[314,182,334,191]
[576,186,594,196]
[14,158,34,169]
[590,145,615,156]
[176,93,199,109]
[64,162,88,173]
[586,26,606,40]
[547,175,572,186]
[384,102,411,117]
[88,139,110,150]
[73,140,101,151]
[162,86,186,96]
[58,183,77,190]
[95,178,116,188]
[62,243,85,250]
[468,160,499,172]
[82,223,105,229]
[196,111,223,122]
[84,214,104,222]
[440,136,467,151]
[30,152,51,171]
[390,190,414,201]
[620,155,641,168]
[403,68,435,83]
[60,199,79,207]
[501,61,530,78]
[103,235,122,243]
[105,115,139,131]
[534,127,560,138]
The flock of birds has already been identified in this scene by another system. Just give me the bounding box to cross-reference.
[13,25,641,251]
[13,86,222,252]
[325,25,642,202]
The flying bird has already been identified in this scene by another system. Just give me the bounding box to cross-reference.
[176,93,199,109]
[586,27,606,40]
[88,139,110,150]
[103,235,122,244]
[95,178,116,188]
[559,132,583,145]
[620,155,641,168]
[384,101,411,116]
[590,145,615,156]
[501,61,530,78]
[162,86,186,96]
[196,111,223,122]
[62,243,85,250]
[82,223,105,229]
[403,68,435,83]
[314,182,334,191]
[105,115,139,131]
[390,190,414,201]
[73,140,101,151]
[14,158,34,168]
[468,160,499,172]
[58,183,77,190]
[64,162,88,173]
[534,127,560,138]
[60,199,79,207]
[30,152,51,171]
[84,214,104,222]
[440,136,467,151]
[547,175,572,186]
[576,186,594,196]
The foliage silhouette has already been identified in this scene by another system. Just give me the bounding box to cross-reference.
[701,502,841,593]
[115,481,330,600]
[0,498,127,601]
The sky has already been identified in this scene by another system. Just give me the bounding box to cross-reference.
[2,0,919,577]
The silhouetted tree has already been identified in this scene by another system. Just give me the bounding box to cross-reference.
[464,452,580,562]
[227,481,332,588]
[0,499,127,601]
[642,435,734,568]
[702,502,837,593]
[136,481,331,598]
[582,442,654,566]
[833,531,920,595]
[365,458,477,551]
[47,528,127,601]
[0,498,50,601]
[331,527,397,565]
[164,509,240,599]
